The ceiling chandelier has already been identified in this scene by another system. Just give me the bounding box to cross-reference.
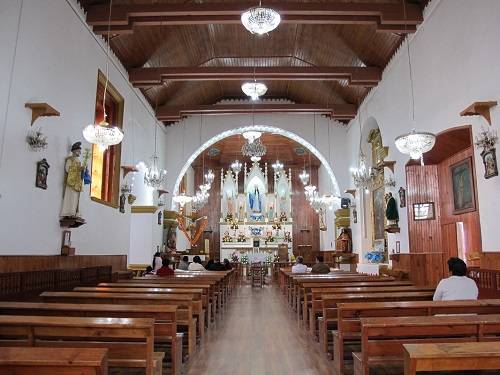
[299,168,309,185]
[395,130,436,161]
[242,131,261,143]
[241,82,268,101]
[204,169,215,185]
[242,137,267,161]
[231,160,242,174]
[144,121,167,188]
[172,192,193,208]
[83,0,123,151]
[144,154,167,188]
[191,190,209,212]
[241,3,281,35]
[272,159,284,174]
[351,150,374,192]
[394,1,435,165]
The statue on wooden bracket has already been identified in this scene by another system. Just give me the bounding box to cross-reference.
[385,192,400,233]
[60,142,86,228]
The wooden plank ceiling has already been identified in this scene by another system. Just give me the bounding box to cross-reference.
[79,0,427,125]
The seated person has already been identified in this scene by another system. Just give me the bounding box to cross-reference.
[143,265,154,275]
[310,255,330,274]
[223,259,233,270]
[291,256,308,273]
[210,259,226,271]
[206,259,215,270]
[177,255,189,271]
[188,255,206,271]
[152,251,163,272]
[433,257,478,301]
[156,258,174,276]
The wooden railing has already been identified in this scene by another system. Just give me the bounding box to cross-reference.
[468,268,500,298]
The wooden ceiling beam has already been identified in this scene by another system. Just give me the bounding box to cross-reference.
[129,66,381,87]
[87,2,422,35]
[156,103,357,122]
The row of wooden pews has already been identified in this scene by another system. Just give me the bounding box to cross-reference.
[279,267,500,374]
[0,268,237,375]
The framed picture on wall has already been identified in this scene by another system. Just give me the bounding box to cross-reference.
[413,202,435,220]
[450,157,476,214]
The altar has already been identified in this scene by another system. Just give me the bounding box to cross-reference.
[218,160,293,261]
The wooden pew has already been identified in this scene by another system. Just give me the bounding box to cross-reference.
[333,299,500,375]
[310,285,434,336]
[75,286,206,341]
[127,276,224,319]
[0,347,108,375]
[290,275,395,313]
[104,282,215,324]
[353,314,500,375]
[317,291,435,356]
[0,315,163,375]
[0,301,182,375]
[403,342,500,375]
[40,291,197,358]
[300,280,413,323]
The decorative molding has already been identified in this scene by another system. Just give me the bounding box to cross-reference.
[131,205,158,214]
[460,101,497,125]
[25,103,60,126]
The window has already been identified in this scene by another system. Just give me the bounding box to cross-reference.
[90,71,124,207]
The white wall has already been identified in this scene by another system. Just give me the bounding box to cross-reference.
[0,0,167,257]
[346,0,500,255]
[166,112,349,251]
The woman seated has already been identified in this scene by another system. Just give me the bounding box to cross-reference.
[156,258,174,276]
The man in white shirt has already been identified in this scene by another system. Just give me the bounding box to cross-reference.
[433,257,478,301]
[292,256,308,273]
[188,255,206,271]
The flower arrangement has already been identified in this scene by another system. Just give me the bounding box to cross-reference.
[266,254,273,264]
[237,232,246,242]
[283,231,292,243]
[230,252,239,263]
[264,232,275,243]
[222,231,232,243]
[273,254,280,262]
[26,128,48,151]
[475,128,498,151]
[364,251,384,263]
[240,253,249,265]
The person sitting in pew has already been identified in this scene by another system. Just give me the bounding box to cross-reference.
[292,256,308,273]
[144,266,154,275]
[156,258,174,276]
[223,259,232,270]
[311,255,330,274]
[152,251,163,272]
[433,257,478,301]
[178,255,190,271]
[188,255,206,271]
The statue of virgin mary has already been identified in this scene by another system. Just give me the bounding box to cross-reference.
[248,186,262,213]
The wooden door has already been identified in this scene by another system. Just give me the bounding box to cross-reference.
[442,223,458,276]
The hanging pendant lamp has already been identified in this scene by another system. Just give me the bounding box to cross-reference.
[83,0,123,150]
[394,2,435,164]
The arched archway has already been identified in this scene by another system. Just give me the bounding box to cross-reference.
[171,125,341,209]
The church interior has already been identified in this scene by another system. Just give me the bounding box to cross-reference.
[0,0,499,374]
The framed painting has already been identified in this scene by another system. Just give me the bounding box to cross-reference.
[450,157,476,214]
[413,202,435,220]
[481,148,498,179]
[372,186,386,241]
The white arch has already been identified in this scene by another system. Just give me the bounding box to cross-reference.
[171,125,341,209]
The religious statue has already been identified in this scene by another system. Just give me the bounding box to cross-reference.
[226,192,235,215]
[385,192,399,232]
[336,228,352,253]
[60,142,86,227]
[248,186,262,213]
[268,204,274,221]
[398,187,406,208]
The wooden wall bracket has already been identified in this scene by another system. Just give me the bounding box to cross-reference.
[25,103,60,126]
[157,189,169,199]
[121,165,138,178]
[460,101,497,125]
[344,189,356,199]
[380,160,396,173]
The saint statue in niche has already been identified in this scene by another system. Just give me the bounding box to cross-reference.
[61,142,84,219]
[248,186,262,213]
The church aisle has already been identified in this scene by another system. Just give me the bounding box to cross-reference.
[185,283,332,375]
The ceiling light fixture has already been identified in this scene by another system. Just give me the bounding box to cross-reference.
[83,0,123,151]
[242,131,262,143]
[394,1,435,165]
[241,2,281,35]
[241,82,268,100]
